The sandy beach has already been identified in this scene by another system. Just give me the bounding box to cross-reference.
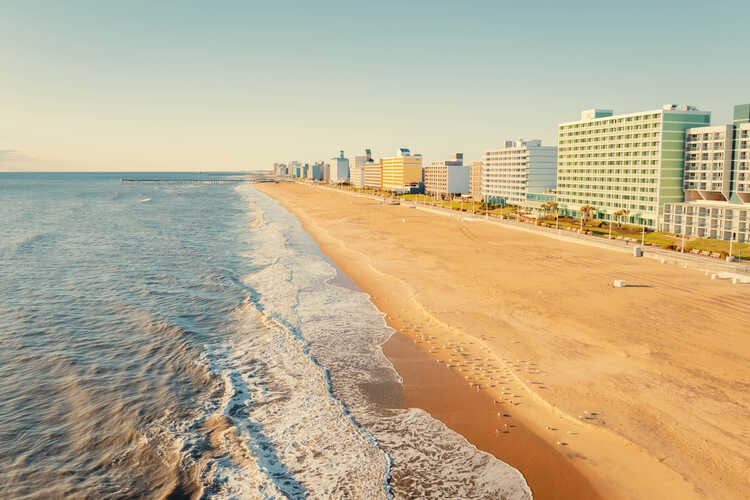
[256,181,750,500]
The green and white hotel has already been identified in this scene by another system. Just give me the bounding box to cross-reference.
[556,105,711,229]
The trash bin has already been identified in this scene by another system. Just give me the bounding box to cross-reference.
[633,246,643,257]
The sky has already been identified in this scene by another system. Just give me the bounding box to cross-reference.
[1,0,748,172]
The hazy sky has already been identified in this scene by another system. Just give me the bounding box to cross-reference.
[1,1,748,172]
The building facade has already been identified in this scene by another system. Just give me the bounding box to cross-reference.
[349,149,373,188]
[483,139,557,205]
[661,203,750,242]
[311,161,324,181]
[424,153,470,196]
[683,125,733,201]
[382,148,423,192]
[660,104,750,242]
[470,161,483,200]
[733,120,750,203]
[273,163,288,177]
[329,150,350,184]
[557,105,711,229]
[364,159,382,190]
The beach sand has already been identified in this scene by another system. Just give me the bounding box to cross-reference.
[256,182,750,500]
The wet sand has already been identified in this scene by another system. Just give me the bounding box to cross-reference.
[383,332,600,500]
[256,182,750,500]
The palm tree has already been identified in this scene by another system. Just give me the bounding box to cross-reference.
[613,208,630,228]
[579,205,596,222]
[547,201,559,220]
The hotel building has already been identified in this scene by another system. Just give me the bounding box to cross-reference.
[311,161,324,181]
[329,150,350,184]
[470,161,483,200]
[483,139,557,205]
[660,104,750,242]
[382,148,423,192]
[734,118,750,203]
[349,149,373,188]
[364,159,382,190]
[557,105,711,229]
[682,125,733,201]
[424,153,470,196]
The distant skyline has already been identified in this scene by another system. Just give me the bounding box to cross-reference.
[1,1,748,172]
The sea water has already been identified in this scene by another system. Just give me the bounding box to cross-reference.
[0,173,530,499]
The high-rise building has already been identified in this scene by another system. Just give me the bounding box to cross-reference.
[483,139,557,205]
[349,149,372,188]
[382,148,423,192]
[660,104,750,242]
[732,104,750,204]
[682,125,733,201]
[329,150,350,184]
[557,105,711,228]
[364,158,382,190]
[470,161,483,200]
[273,162,289,177]
[289,161,302,178]
[311,161,325,181]
[424,153,470,196]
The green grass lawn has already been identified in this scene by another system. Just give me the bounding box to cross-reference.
[685,238,750,258]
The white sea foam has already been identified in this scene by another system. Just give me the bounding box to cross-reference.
[161,183,531,499]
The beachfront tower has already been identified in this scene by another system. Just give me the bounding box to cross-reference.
[483,139,557,205]
[329,150,350,184]
[557,105,711,229]
[382,148,423,192]
[660,103,750,242]
[364,158,383,190]
[424,153,471,197]
[349,149,371,188]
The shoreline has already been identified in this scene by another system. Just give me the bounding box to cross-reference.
[256,181,750,500]
[326,245,597,499]
[382,331,599,500]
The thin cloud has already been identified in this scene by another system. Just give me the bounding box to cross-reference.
[0,149,32,162]
[0,149,37,171]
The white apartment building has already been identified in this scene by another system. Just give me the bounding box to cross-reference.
[660,104,750,242]
[557,105,711,229]
[349,149,373,188]
[424,153,470,196]
[364,159,382,190]
[734,121,750,203]
[683,125,733,201]
[483,139,557,205]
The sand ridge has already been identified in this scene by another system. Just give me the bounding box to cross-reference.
[257,182,750,500]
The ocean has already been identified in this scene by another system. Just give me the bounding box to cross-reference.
[0,173,530,499]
